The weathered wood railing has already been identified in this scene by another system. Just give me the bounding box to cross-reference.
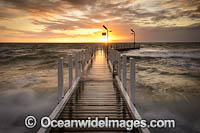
[107,48,150,133]
[38,47,96,133]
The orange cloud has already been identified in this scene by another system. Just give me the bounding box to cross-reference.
[0,0,200,42]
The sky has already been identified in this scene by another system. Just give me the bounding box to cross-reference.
[0,0,200,42]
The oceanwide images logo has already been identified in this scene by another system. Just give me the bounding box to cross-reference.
[25,116,176,130]
[40,117,142,130]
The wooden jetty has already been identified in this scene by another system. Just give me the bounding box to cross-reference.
[38,45,149,133]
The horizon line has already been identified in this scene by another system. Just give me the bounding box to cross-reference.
[0,41,200,44]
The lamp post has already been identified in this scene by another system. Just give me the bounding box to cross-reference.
[103,25,112,58]
[103,25,108,44]
[131,29,136,46]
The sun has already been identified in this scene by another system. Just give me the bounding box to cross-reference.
[99,35,113,43]
[99,36,107,42]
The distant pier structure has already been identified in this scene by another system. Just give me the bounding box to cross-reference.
[109,43,140,51]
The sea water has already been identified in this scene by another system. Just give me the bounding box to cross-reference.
[0,43,199,133]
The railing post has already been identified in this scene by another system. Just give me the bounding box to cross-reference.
[85,50,87,64]
[113,50,115,60]
[113,50,116,64]
[130,58,135,104]
[68,55,73,89]
[81,50,84,70]
[113,50,116,63]
[117,52,121,79]
[58,57,64,103]
[83,50,86,69]
[80,51,83,74]
[75,53,79,79]
[110,50,112,63]
[122,55,127,89]
[78,52,81,77]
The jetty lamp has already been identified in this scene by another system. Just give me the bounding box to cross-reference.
[103,25,112,43]
[102,32,107,42]
[131,29,136,45]
[103,25,112,57]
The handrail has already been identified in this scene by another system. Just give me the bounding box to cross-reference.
[107,48,150,133]
[37,47,96,133]
[38,77,80,133]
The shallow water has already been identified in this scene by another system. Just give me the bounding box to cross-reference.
[0,42,200,133]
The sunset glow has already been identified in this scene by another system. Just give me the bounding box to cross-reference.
[0,0,200,42]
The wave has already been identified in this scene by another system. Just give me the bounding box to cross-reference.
[126,48,200,59]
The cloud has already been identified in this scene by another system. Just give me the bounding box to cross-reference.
[0,0,199,22]
[0,0,70,18]
[0,0,200,42]
[65,0,98,6]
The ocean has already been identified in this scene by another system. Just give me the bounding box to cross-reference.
[0,42,200,133]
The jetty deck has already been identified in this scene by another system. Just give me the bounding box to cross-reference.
[38,46,149,133]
